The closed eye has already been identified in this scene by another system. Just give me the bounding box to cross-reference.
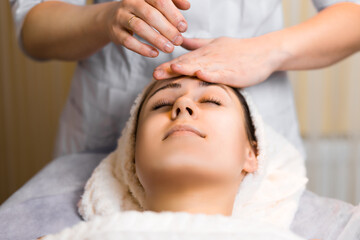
[199,97,222,106]
[152,100,172,110]
[151,97,222,111]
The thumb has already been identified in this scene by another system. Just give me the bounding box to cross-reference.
[181,38,214,50]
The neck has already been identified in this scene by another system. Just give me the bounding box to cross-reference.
[145,184,238,216]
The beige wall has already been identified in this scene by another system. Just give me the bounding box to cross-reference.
[283,1,360,138]
[1,1,359,204]
[0,0,75,203]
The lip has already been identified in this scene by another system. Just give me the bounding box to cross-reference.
[163,124,206,140]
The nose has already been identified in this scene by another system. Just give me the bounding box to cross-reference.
[171,97,198,120]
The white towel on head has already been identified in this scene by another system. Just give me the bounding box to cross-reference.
[50,79,308,239]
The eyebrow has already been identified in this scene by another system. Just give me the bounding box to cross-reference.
[147,81,232,100]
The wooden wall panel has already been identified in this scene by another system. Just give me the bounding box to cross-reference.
[0,0,75,203]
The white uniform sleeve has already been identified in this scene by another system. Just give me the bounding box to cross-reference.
[312,0,360,11]
[9,0,86,55]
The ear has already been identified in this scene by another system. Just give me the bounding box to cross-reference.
[242,142,258,173]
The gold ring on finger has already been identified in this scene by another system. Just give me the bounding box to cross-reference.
[128,15,137,27]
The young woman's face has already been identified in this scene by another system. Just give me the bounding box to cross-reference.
[135,77,257,195]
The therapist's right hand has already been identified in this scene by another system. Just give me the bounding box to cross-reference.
[106,0,190,57]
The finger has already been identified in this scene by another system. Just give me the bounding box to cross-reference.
[154,55,196,79]
[172,0,191,10]
[197,70,240,87]
[154,59,192,79]
[125,14,175,53]
[132,4,183,46]
[114,28,159,57]
[181,38,213,50]
[153,66,182,80]
[196,70,225,84]
[195,70,214,82]
[145,0,188,32]
[170,62,200,76]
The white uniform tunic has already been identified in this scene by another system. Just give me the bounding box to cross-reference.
[9,0,360,158]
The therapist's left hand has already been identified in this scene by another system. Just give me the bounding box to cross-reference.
[153,36,288,88]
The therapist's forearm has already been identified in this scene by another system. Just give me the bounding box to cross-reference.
[274,3,360,71]
[22,1,114,61]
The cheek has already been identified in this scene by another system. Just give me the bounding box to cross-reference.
[135,114,163,160]
[204,110,248,171]
[135,114,168,185]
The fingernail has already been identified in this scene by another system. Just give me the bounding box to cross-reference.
[154,69,164,78]
[164,42,173,53]
[177,21,187,32]
[172,63,182,69]
[173,35,183,46]
[150,50,158,57]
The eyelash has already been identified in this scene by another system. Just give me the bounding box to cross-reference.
[151,97,222,110]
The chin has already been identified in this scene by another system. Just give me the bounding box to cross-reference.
[152,154,229,180]
[156,152,205,169]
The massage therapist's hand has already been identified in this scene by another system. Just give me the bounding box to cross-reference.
[155,2,360,86]
[153,35,287,88]
[106,0,190,57]
[22,0,190,60]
